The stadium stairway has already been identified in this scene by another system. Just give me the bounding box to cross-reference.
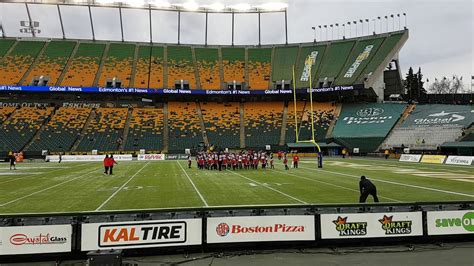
[195,102,210,146]
[93,43,110,87]
[0,41,18,61]
[71,109,96,152]
[379,104,415,150]
[21,106,55,152]
[244,49,250,90]
[119,108,133,151]
[163,103,169,153]
[279,104,289,146]
[163,46,169,89]
[240,102,245,148]
[217,48,225,89]
[129,45,140,87]
[55,41,80,86]
[325,103,342,140]
[18,41,49,86]
[2,108,17,124]
[191,47,202,89]
[457,124,474,142]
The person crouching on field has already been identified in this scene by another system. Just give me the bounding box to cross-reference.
[108,155,118,175]
[359,176,379,203]
[103,154,109,175]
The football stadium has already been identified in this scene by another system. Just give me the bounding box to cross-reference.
[0,0,473,264]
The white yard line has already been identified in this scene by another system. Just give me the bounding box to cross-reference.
[227,170,308,204]
[95,162,150,211]
[299,163,474,198]
[0,163,92,185]
[269,169,402,203]
[176,161,209,207]
[0,167,101,207]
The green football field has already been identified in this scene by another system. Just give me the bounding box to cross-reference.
[0,158,473,215]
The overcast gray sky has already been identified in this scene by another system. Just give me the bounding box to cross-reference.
[0,0,472,88]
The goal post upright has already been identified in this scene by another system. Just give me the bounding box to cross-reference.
[292,58,322,153]
[292,65,299,143]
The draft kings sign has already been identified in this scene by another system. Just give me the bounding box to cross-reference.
[320,212,423,239]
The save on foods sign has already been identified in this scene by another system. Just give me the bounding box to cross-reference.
[206,216,315,243]
[427,210,474,235]
[320,212,423,239]
[0,225,72,255]
[81,219,201,251]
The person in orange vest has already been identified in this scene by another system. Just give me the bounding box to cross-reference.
[293,154,300,168]
[103,154,109,175]
[108,155,118,175]
[342,148,347,159]
[384,149,390,159]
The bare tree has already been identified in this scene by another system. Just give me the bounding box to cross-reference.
[427,75,466,94]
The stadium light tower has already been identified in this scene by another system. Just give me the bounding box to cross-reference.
[403,13,407,29]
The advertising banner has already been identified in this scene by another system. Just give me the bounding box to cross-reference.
[420,155,446,164]
[46,154,133,162]
[0,225,72,255]
[0,85,363,96]
[399,154,422,163]
[445,156,473,166]
[427,210,474,235]
[137,154,165,161]
[166,154,189,160]
[402,105,473,128]
[206,216,315,243]
[81,219,201,251]
[320,212,423,239]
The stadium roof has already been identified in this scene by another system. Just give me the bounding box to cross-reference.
[0,0,289,13]
[0,0,290,44]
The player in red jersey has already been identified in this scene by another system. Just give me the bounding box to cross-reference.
[293,154,300,168]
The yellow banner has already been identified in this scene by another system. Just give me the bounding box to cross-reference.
[421,155,446,164]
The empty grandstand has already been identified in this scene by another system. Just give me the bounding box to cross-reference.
[0,30,407,99]
[168,102,203,153]
[201,102,241,149]
[0,107,54,152]
[382,104,473,150]
[124,107,164,152]
[60,43,106,87]
[26,107,91,152]
[331,103,406,152]
[244,102,284,148]
[74,108,128,152]
[0,41,45,85]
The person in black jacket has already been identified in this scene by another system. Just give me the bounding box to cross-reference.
[359,176,379,203]
[9,153,16,170]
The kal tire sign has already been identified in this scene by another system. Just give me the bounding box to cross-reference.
[81,219,202,251]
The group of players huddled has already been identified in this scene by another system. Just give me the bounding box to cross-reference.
[189,150,299,171]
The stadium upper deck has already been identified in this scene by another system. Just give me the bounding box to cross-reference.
[0,30,407,93]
